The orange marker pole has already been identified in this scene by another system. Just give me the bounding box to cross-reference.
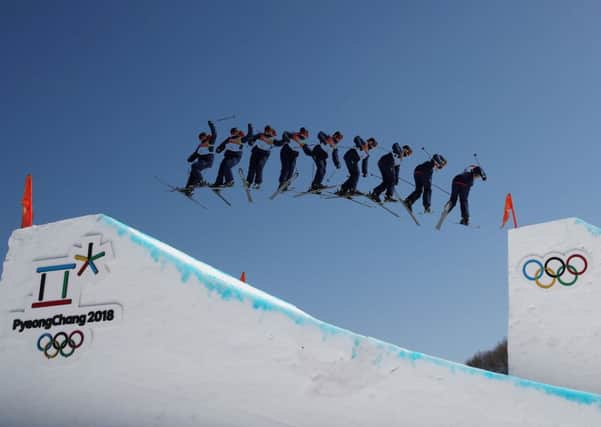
[21,174,33,228]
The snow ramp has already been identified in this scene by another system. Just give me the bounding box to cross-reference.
[1,214,600,427]
[509,218,601,395]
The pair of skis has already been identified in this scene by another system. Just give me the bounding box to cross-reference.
[269,171,300,200]
[238,168,253,203]
[359,194,421,225]
[154,176,231,207]
[323,189,418,225]
[434,202,480,229]
[154,176,209,209]
[322,191,374,208]
[292,185,337,199]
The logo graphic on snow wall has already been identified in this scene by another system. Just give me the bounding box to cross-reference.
[31,241,107,309]
[8,234,122,360]
[37,330,84,359]
[521,252,588,289]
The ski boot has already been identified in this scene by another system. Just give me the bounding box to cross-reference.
[335,188,348,196]
[424,206,431,214]
[368,192,381,203]
[403,199,413,212]
[460,217,469,226]
[310,184,326,193]
[180,186,194,197]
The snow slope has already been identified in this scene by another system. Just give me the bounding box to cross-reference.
[1,214,600,427]
[509,218,601,395]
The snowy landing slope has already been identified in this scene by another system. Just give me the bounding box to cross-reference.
[0,214,600,427]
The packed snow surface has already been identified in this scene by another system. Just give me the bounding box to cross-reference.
[509,217,601,394]
[1,214,600,426]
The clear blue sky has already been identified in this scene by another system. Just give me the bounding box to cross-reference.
[2,1,600,363]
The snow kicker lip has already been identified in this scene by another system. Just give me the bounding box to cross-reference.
[522,254,588,288]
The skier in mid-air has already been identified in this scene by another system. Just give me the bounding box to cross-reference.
[403,153,447,213]
[336,136,378,196]
[211,124,253,188]
[302,130,343,191]
[369,143,413,203]
[182,120,217,195]
[245,125,279,189]
[274,127,309,192]
[443,165,487,226]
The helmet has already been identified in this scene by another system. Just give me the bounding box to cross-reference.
[265,125,276,137]
[299,127,309,139]
[367,138,378,149]
[472,166,487,181]
[432,154,447,168]
[402,144,413,156]
[333,131,343,142]
[392,143,402,156]
[198,132,207,141]
[353,136,364,149]
[230,127,239,136]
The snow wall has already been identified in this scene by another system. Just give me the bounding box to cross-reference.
[1,214,600,427]
[508,217,601,395]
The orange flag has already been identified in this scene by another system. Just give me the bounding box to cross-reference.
[501,193,517,229]
[240,271,246,283]
[21,174,33,228]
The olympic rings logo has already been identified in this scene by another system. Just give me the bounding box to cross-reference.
[37,330,84,359]
[522,254,588,289]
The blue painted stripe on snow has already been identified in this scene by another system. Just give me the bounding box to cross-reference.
[99,214,601,408]
[574,218,601,237]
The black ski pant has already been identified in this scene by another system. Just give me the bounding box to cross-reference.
[311,157,327,187]
[406,172,432,208]
[247,148,270,185]
[279,149,299,185]
[447,181,470,219]
[186,154,214,187]
[214,151,242,186]
[340,158,359,193]
[373,165,396,198]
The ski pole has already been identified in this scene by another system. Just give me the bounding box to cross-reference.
[433,182,451,195]
[421,146,432,157]
[370,173,414,188]
[473,153,482,167]
[215,114,236,122]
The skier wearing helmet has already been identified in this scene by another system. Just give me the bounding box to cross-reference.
[245,125,279,189]
[403,153,447,213]
[302,130,343,191]
[182,120,217,195]
[337,136,378,196]
[369,143,413,203]
[211,124,253,188]
[444,165,487,226]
